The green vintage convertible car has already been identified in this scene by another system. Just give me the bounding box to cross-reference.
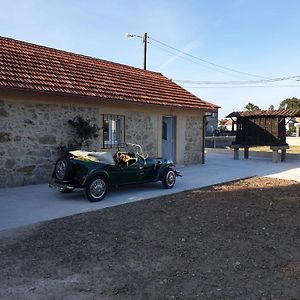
[49,143,181,202]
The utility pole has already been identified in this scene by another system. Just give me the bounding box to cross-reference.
[126,32,148,70]
[143,32,148,70]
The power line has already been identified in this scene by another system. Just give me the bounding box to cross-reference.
[184,85,300,89]
[148,42,247,79]
[173,75,300,85]
[148,36,269,79]
[147,35,300,87]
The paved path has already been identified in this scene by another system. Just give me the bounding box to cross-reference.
[1,153,300,231]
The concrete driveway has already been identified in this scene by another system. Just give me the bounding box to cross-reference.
[1,152,300,231]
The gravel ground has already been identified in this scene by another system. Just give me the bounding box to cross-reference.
[0,177,299,300]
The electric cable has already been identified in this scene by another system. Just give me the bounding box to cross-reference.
[173,75,300,85]
[183,85,300,89]
[148,36,269,79]
[147,35,300,87]
[148,42,249,79]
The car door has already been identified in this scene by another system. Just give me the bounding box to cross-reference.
[104,164,126,185]
[121,156,146,184]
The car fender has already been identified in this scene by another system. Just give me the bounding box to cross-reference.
[84,169,111,186]
[155,163,177,181]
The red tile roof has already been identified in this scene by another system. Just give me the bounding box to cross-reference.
[227,109,300,118]
[0,36,218,111]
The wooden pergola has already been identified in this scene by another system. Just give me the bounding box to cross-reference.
[226,109,300,162]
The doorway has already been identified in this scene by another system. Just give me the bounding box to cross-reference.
[162,116,176,162]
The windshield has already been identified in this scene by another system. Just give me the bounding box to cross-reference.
[124,143,144,158]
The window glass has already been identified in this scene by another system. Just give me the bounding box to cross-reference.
[102,114,125,148]
[162,121,167,140]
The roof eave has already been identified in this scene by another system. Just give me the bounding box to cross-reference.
[0,86,219,112]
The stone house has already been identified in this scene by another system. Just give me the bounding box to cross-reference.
[0,36,219,187]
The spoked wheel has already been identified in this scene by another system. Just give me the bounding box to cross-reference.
[161,168,176,189]
[54,158,72,181]
[84,176,108,202]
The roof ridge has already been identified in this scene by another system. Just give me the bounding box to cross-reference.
[0,35,162,76]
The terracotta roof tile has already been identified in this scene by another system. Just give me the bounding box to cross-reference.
[227,109,300,118]
[0,36,219,111]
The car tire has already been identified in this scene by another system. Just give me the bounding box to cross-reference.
[84,176,108,202]
[54,157,72,181]
[161,168,176,189]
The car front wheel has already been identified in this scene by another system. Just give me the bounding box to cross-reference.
[84,176,108,202]
[162,168,176,189]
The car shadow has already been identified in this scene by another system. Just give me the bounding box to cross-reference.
[52,181,166,203]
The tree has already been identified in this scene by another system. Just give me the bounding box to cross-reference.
[279,97,300,110]
[244,102,260,111]
[58,116,99,154]
[219,125,228,132]
[268,105,275,110]
[68,116,99,148]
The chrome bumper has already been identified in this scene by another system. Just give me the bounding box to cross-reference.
[175,170,182,177]
[49,178,74,192]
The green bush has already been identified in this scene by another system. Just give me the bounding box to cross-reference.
[58,116,100,154]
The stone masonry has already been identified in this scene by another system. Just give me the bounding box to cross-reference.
[0,99,101,187]
[125,112,158,157]
[184,116,203,164]
[0,98,203,187]
[0,99,159,187]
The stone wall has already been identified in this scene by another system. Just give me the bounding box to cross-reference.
[0,99,159,187]
[0,97,204,187]
[0,99,101,187]
[184,115,203,164]
[125,112,157,157]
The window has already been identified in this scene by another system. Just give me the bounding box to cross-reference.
[102,114,125,148]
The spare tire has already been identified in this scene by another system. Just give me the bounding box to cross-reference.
[54,157,72,181]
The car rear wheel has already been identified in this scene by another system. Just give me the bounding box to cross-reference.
[162,168,176,189]
[84,176,108,202]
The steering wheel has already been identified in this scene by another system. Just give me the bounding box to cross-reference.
[136,153,145,164]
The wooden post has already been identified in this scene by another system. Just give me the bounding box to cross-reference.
[244,147,249,159]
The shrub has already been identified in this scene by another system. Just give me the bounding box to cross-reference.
[58,116,100,154]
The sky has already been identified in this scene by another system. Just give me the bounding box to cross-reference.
[1,0,300,118]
